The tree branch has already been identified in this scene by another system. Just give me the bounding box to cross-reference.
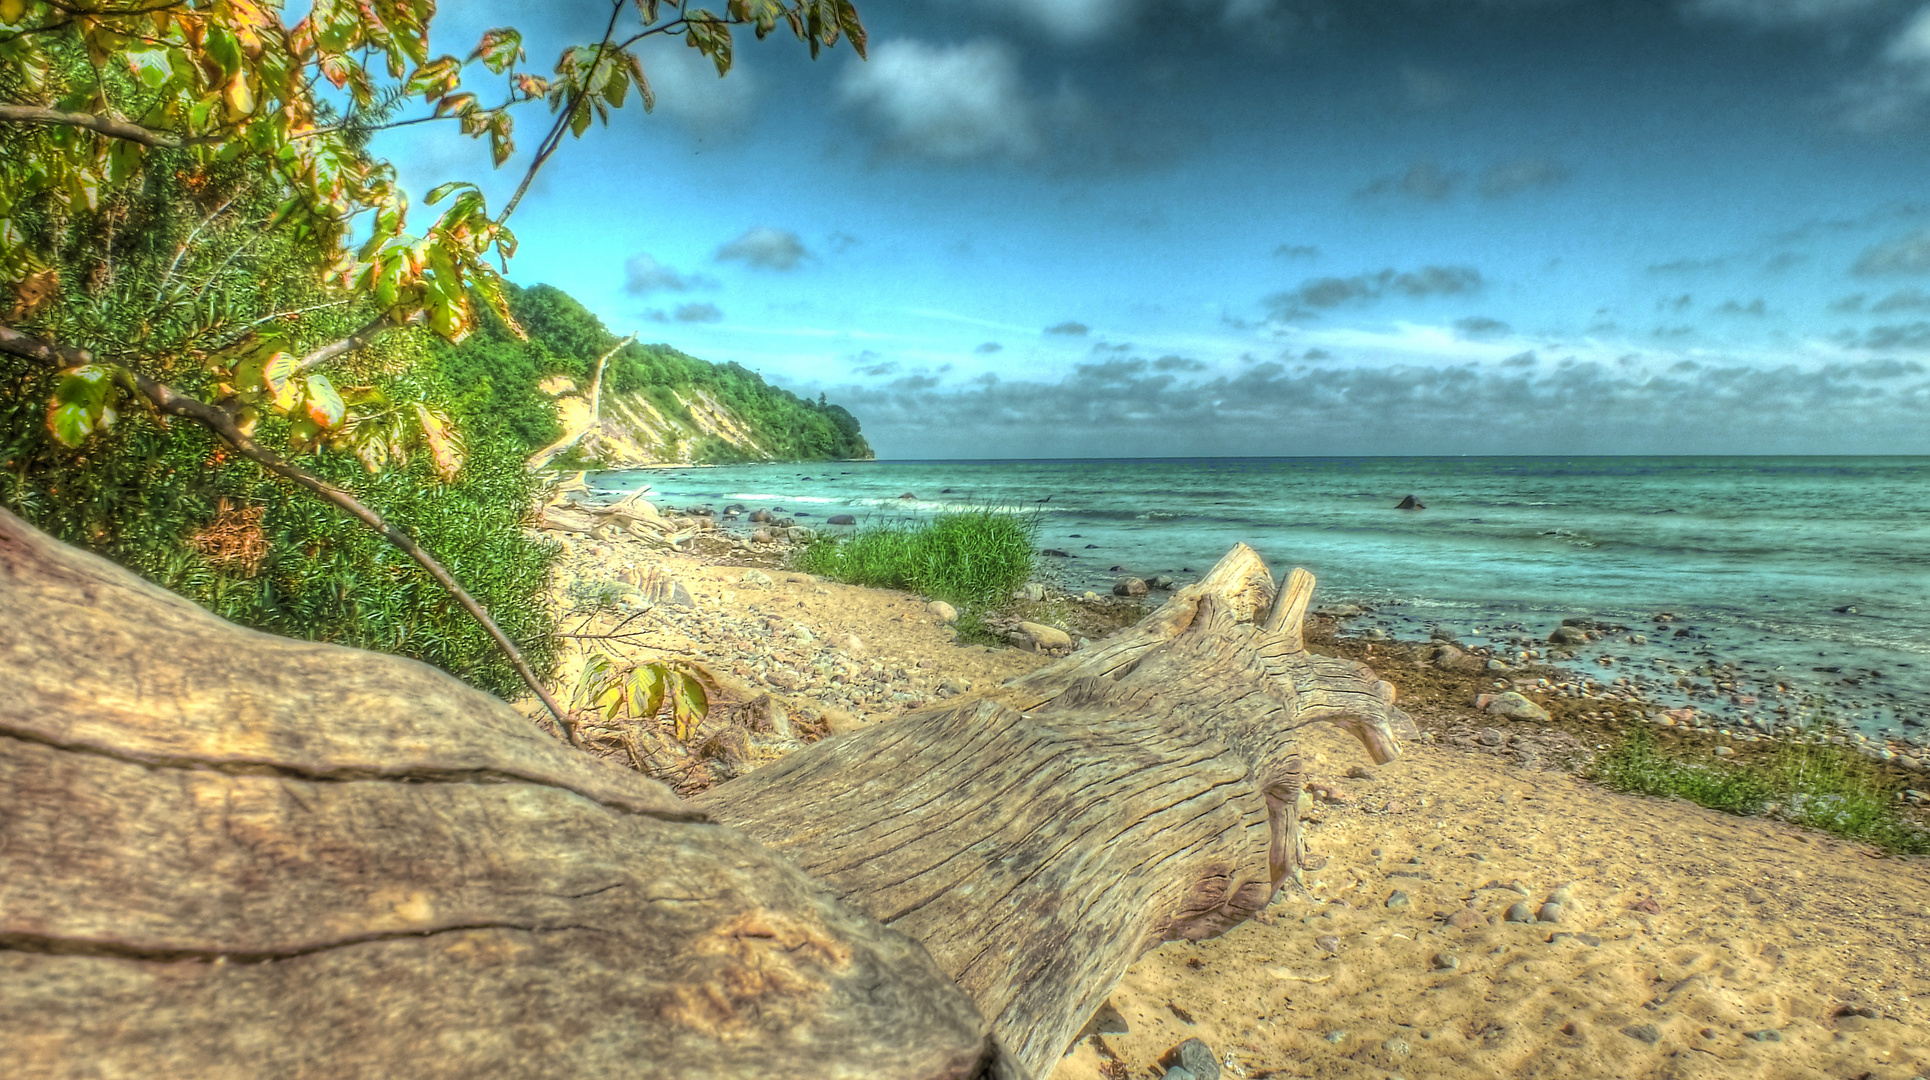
[0,104,209,148]
[292,308,404,375]
[0,322,579,745]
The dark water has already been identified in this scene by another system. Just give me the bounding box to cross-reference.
[596,457,1930,742]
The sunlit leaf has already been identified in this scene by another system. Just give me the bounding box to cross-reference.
[45,365,117,448]
[304,372,345,428]
[413,401,463,481]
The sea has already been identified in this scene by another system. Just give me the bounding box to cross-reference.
[590,456,1930,745]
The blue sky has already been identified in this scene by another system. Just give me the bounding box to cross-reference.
[377,0,1930,457]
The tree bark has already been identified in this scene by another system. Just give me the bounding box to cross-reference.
[0,505,992,1079]
[694,544,1413,1080]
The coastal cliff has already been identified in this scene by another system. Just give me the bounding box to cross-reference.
[437,282,872,468]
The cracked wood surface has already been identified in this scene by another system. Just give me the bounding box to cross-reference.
[695,544,1414,1080]
[0,506,991,1080]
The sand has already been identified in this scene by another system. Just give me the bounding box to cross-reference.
[549,536,1930,1080]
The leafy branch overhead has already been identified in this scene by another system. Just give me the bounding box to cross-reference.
[1,0,864,448]
[0,0,865,733]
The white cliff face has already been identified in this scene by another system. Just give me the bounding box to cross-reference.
[528,379,778,468]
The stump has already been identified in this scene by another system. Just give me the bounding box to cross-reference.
[1,506,1410,1080]
[695,544,1412,1079]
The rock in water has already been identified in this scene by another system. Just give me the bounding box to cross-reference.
[1548,625,1589,646]
[1395,495,1426,510]
[1114,577,1148,597]
[827,514,857,525]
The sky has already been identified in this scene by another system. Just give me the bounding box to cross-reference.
[375,0,1930,458]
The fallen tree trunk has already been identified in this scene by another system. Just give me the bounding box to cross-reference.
[695,544,1412,1079]
[1,506,1410,1080]
[0,506,991,1079]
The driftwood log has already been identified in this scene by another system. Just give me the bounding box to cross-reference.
[696,544,1411,1079]
[0,505,1410,1079]
[0,506,991,1079]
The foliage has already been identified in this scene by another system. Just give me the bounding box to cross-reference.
[1590,725,1930,857]
[793,509,1038,610]
[573,652,716,742]
[440,281,872,461]
[1,349,558,697]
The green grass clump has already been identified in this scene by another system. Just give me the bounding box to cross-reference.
[793,509,1038,612]
[1591,726,1930,856]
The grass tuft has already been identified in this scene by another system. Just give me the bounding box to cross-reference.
[793,509,1038,627]
[1590,725,1930,856]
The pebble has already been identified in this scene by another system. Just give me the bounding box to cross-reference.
[1447,907,1483,930]
[1505,901,1535,923]
[1477,727,1507,747]
[740,569,773,587]
[1536,901,1563,923]
[1157,1037,1220,1080]
[927,600,958,623]
[1324,1030,1349,1044]
[1315,935,1340,954]
[1386,890,1410,909]
[1745,1029,1782,1042]
[1546,932,1602,946]
[1429,952,1461,971]
[1622,1023,1663,1045]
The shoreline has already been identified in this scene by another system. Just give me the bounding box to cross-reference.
[537,513,1929,1080]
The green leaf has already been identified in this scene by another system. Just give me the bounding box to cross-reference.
[425,180,477,205]
[123,47,175,91]
[627,663,666,722]
[45,365,117,448]
[669,667,708,740]
[470,28,523,74]
[304,372,345,428]
[262,351,300,408]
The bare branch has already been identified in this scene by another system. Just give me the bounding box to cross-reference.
[0,104,208,148]
[0,321,578,744]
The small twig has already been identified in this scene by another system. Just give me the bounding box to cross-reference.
[291,308,404,375]
[156,196,236,305]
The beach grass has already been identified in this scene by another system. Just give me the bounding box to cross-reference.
[1591,726,1930,856]
[793,509,1039,627]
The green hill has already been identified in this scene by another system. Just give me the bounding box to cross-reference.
[438,283,871,466]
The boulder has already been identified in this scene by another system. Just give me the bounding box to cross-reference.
[827,514,857,526]
[1015,622,1072,652]
[899,492,917,500]
[740,569,774,588]
[1149,575,1176,590]
[1041,549,1071,558]
[928,601,959,624]
[1395,495,1426,510]
[1113,577,1148,597]
[1548,625,1589,646]
[1482,692,1551,723]
[749,509,774,524]
[751,529,774,544]
[1314,603,1367,619]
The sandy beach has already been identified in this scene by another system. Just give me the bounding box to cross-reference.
[543,529,1930,1080]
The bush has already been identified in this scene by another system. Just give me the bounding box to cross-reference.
[1590,725,1930,856]
[793,510,1038,609]
[1,356,559,700]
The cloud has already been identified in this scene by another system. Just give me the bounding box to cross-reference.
[1274,243,1320,259]
[672,302,723,323]
[855,358,902,377]
[1830,293,1868,312]
[715,227,811,271]
[1265,265,1484,320]
[633,36,759,132]
[1454,316,1511,338]
[1479,157,1571,198]
[1045,321,1091,336]
[826,231,862,253]
[1715,297,1768,316]
[1873,287,1930,311]
[1661,293,1694,311]
[1854,226,1930,275]
[1648,256,1727,274]
[1861,321,1930,348]
[820,346,1930,457]
[1835,7,1930,131]
[976,341,1004,353]
[624,253,708,294]
[1762,252,1808,272]
[1682,0,1895,25]
[838,39,1038,162]
[976,0,1310,42]
[1358,159,1460,201]
[1152,354,1208,371]
[1399,65,1467,109]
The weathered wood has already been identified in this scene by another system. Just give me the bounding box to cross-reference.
[696,544,1412,1080]
[0,506,991,1079]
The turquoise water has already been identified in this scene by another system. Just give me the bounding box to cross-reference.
[596,457,1930,742]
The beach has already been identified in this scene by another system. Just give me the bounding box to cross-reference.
[541,514,1930,1080]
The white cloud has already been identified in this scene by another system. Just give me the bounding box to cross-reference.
[1886,3,1930,59]
[634,37,759,132]
[837,39,1039,162]
[624,253,707,294]
[1834,4,1930,130]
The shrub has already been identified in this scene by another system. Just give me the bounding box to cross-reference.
[1590,725,1930,856]
[793,509,1038,609]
